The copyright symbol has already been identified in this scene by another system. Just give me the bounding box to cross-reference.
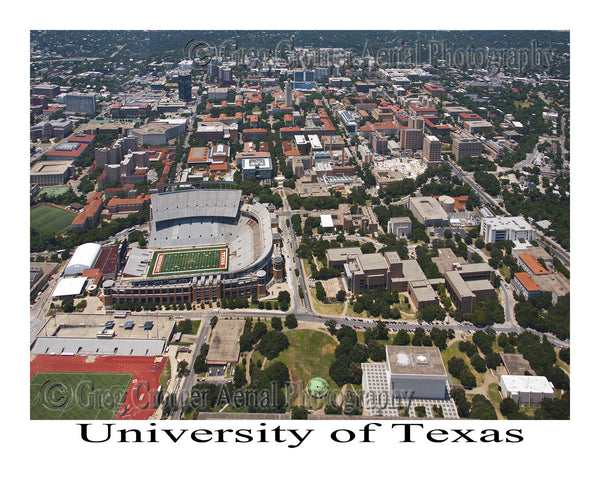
[40,380,74,411]
[184,39,214,69]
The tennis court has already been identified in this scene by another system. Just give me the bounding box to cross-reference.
[147,246,229,277]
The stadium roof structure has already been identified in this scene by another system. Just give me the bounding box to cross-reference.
[151,189,242,223]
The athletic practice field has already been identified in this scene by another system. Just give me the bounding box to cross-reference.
[147,246,229,277]
[30,371,133,420]
[40,186,70,197]
[30,204,76,235]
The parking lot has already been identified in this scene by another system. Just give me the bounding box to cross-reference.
[209,365,227,377]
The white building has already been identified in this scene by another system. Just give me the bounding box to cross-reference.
[385,345,448,400]
[387,217,412,238]
[63,243,102,276]
[499,375,555,406]
[480,216,537,244]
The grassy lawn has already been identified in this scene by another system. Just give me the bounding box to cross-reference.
[349,302,415,321]
[31,371,133,420]
[488,382,504,417]
[160,357,171,391]
[308,287,345,316]
[357,330,394,345]
[275,329,337,387]
[555,349,570,375]
[396,294,415,314]
[30,204,76,235]
[190,320,201,335]
[499,265,511,280]
[251,350,266,369]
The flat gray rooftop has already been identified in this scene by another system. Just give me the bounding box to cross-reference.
[385,345,447,377]
[31,337,166,356]
[326,247,362,263]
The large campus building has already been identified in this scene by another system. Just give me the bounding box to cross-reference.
[362,345,456,417]
[480,216,536,244]
[102,189,275,307]
[408,196,449,227]
[325,248,438,309]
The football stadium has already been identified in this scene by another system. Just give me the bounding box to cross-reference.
[103,188,275,306]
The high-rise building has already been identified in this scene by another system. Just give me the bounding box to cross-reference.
[408,116,424,130]
[400,128,423,151]
[285,81,293,108]
[452,134,482,159]
[178,74,192,101]
[423,135,442,165]
[218,67,233,86]
[65,93,96,114]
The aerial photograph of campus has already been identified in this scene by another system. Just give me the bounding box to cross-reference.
[29,29,571,423]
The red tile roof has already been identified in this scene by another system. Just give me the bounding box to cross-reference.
[519,254,551,275]
[514,272,541,292]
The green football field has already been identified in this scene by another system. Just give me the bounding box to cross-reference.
[30,204,76,235]
[30,372,133,420]
[147,246,229,277]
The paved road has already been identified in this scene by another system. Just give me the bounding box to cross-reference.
[170,317,211,419]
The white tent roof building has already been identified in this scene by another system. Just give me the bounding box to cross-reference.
[63,243,101,276]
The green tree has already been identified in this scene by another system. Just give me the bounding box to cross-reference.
[177,319,193,334]
[393,329,411,345]
[284,314,298,329]
[470,394,497,419]
[460,368,477,389]
[264,361,290,385]
[500,397,520,418]
[470,353,488,373]
[61,298,74,313]
[251,321,268,343]
[177,360,189,377]
[233,365,247,388]
[368,340,386,362]
[277,290,291,310]
[315,282,327,302]
[271,316,283,331]
[325,319,338,335]
[257,331,290,359]
[291,406,309,419]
